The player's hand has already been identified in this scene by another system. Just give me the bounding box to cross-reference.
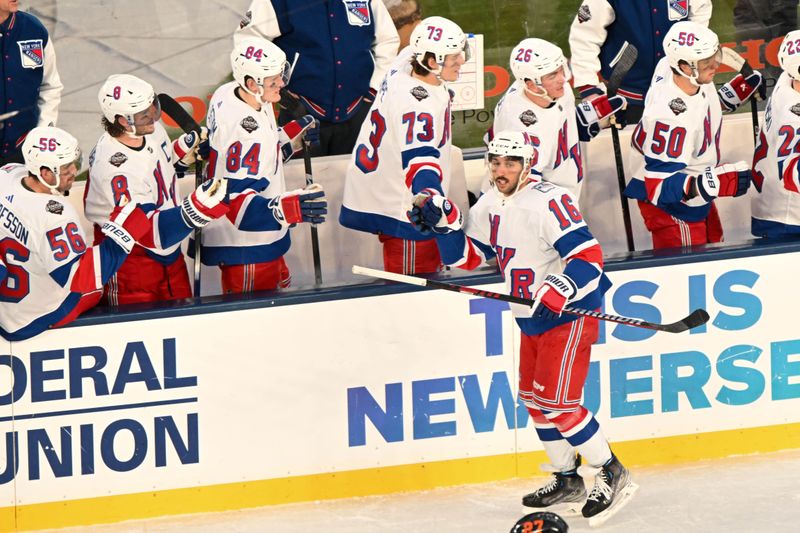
[101,201,152,254]
[695,162,752,201]
[181,178,230,229]
[718,72,765,112]
[270,183,327,225]
[173,127,209,170]
[531,273,577,320]
[407,189,462,234]
[280,115,319,161]
[576,94,627,130]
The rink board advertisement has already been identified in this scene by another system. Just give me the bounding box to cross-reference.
[2,253,800,530]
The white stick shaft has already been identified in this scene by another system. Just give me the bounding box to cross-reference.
[352,265,428,287]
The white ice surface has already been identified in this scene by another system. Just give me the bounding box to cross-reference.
[36,449,800,533]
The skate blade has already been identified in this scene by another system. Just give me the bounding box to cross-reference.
[521,501,583,518]
[587,481,639,528]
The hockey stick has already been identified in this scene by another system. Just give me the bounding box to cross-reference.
[352,265,709,333]
[157,93,204,297]
[303,140,323,286]
[720,47,760,146]
[606,42,638,253]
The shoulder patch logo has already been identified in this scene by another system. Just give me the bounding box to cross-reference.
[342,0,371,27]
[410,86,429,101]
[17,39,44,69]
[790,103,800,117]
[669,98,687,115]
[668,0,689,21]
[241,116,259,133]
[46,200,63,215]
[577,4,592,23]
[519,110,538,127]
[109,152,128,167]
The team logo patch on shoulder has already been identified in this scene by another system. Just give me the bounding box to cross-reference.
[411,86,429,101]
[669,98,687,115]
[240,116,259,133]
[109,152,128,167]
[668,0,689,20]
[239,10,252,29]
[519,110,538,127]
[18,39,44,69]
[342,0,371,27]
[577,4,592,23]
[46,200,63,215]
[790,104,800,117]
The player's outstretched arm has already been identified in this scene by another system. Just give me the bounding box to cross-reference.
[232,184,328,232]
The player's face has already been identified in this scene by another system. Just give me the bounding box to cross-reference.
[695,52,722,84]
[259,74,285,103]
[56,162,80,193]
[439,52,466,82]
[489,155,525,196]
[126,100,161,135]
[539,66,566,99]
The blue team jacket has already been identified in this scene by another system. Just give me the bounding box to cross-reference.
[598,0,689,105]
[0,12,50,158]
[271,0,378,123]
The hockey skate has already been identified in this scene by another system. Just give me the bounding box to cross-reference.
[579,455,638,527]
[522,464,586,517]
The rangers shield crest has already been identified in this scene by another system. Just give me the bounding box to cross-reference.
[668,0,689,21]
[342,0,371,27]
[18,39,44,69]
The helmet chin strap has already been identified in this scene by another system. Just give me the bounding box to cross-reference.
[122,115,146,139]
[37,168,64,196]
[524,82,556,105]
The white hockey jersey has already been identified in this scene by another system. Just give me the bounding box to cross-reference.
[625,58,722,222]
[0,165,126,340]
[85,122,181,262]
[436,179,610,335]
[203,81,289,266]
[339,47,453,241]
[751,72,800,236]
[491,80,584,199]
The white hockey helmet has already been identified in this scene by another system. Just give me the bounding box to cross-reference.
[487,131,535,169]
[509,38,571,85]
[663,21,720,85]
[22,126,82,193]
[98,74,159,130]
[410,16,470,66]
[778,30,800,81]
[231,37,291,97]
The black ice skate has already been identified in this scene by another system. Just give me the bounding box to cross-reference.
[522,463,586,516]
[579,455,638,527]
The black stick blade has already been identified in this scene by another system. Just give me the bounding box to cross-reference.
[607,43,638,96]
[157,93,201,134]
[655,308,710,334]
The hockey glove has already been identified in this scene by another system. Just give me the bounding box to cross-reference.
[180,178,230,229]
[173,127,209,175]
[531,273,577,320]
[577,85,605,101]
[280,115,319,162]
[101,201,152,254]
[576,95,627,138]
[695,162,752,202]
[270,183,327,225]
[407,189,463,235]
[718,72,766,112]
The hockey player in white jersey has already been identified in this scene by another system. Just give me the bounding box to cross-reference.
[408,131,636,526]
[624,21,763,249]
[203,36,326,293]
[0,127,153,339]
[85,74,210,304]
[490,38,627,199]
[339,16,467,274]
[752,30,800,237]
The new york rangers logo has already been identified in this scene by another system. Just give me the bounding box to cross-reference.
[668,0,689,21]
[342,0,371,27]
[18,39,44,69]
